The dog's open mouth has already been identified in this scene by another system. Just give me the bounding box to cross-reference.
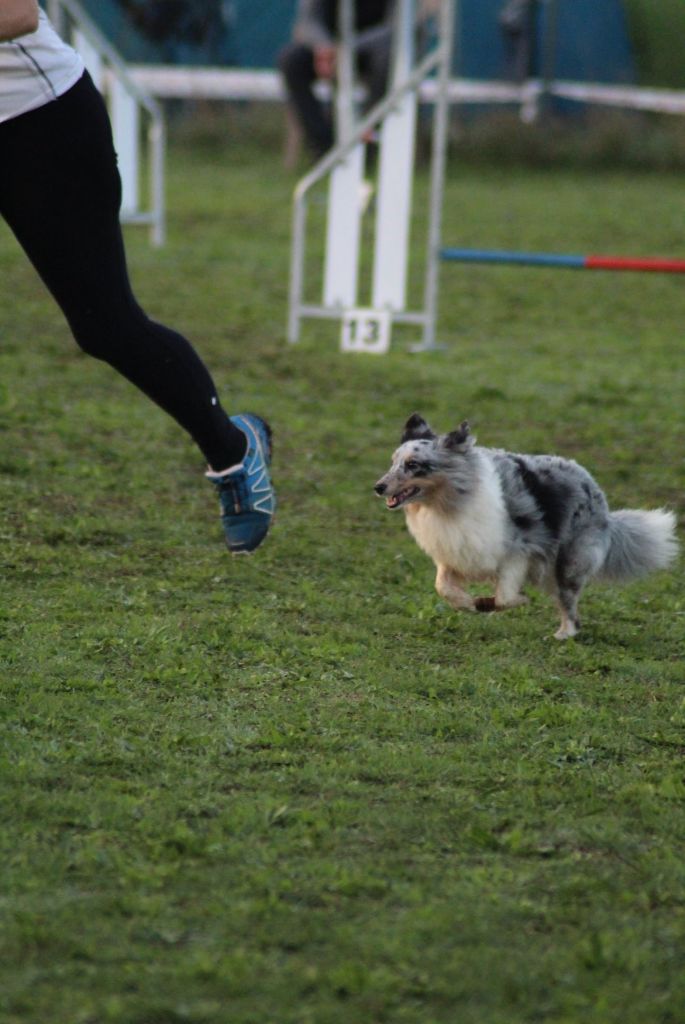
[386,486,420,509]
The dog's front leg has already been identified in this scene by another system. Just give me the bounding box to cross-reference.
[473,556,530,612]
[494,555,530,609]
[435,564,476,612]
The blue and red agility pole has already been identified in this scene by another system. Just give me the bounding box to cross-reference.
[440,248,685,274]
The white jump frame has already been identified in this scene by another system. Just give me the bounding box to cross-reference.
[287,0,455,353]
[46,0,166,246]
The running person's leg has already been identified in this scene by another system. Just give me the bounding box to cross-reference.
[0,71,245,471]
[0,72,274,551]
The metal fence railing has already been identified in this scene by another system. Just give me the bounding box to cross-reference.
[46,0,166,246]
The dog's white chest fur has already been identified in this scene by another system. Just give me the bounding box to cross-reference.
[405,459,506,579]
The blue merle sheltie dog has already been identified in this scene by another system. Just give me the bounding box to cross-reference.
[374,414,678,639]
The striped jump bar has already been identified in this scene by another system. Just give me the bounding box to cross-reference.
[440,247,685,273]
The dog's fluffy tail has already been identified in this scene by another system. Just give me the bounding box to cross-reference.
[600,509,678,581]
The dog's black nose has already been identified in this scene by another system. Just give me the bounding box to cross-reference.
[374,481,386,495]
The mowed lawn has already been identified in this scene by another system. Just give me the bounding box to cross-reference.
[1,130,683,1024]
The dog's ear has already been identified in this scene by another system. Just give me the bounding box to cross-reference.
[401,413,436,443]
[443,420,474,451]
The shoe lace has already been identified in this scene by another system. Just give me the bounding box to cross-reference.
[216,471,250,514]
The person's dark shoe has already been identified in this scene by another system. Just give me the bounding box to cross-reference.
[206,414,275,554]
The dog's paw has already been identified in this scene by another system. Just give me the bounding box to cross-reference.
[502,594,530,609]
[554,614,580,640]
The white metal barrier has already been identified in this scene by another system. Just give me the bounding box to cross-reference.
[127,66,685,119]
[288,0,455,354]
[46,0,165,245]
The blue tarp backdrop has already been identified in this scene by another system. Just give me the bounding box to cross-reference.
[460,0,634,84]
[77,0,298,66]
[78,0,634,84]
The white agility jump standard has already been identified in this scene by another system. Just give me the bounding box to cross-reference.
[288,0,455,353]
[46,0,165,245]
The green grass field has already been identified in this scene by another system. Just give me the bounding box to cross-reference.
[1,129,684,1024]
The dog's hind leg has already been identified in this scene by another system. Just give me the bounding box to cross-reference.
[553,532,606,639]
[435,564,476,612]
[553,541,593,639]
[555,585,582,640]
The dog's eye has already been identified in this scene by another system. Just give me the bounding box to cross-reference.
[405,460,419,472]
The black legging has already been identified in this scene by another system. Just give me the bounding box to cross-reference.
[0,71,245,472]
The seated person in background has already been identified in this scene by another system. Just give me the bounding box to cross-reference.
[279,0,395,158]
[499,0,537,83]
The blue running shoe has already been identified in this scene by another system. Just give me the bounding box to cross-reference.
[207,413,276,554]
